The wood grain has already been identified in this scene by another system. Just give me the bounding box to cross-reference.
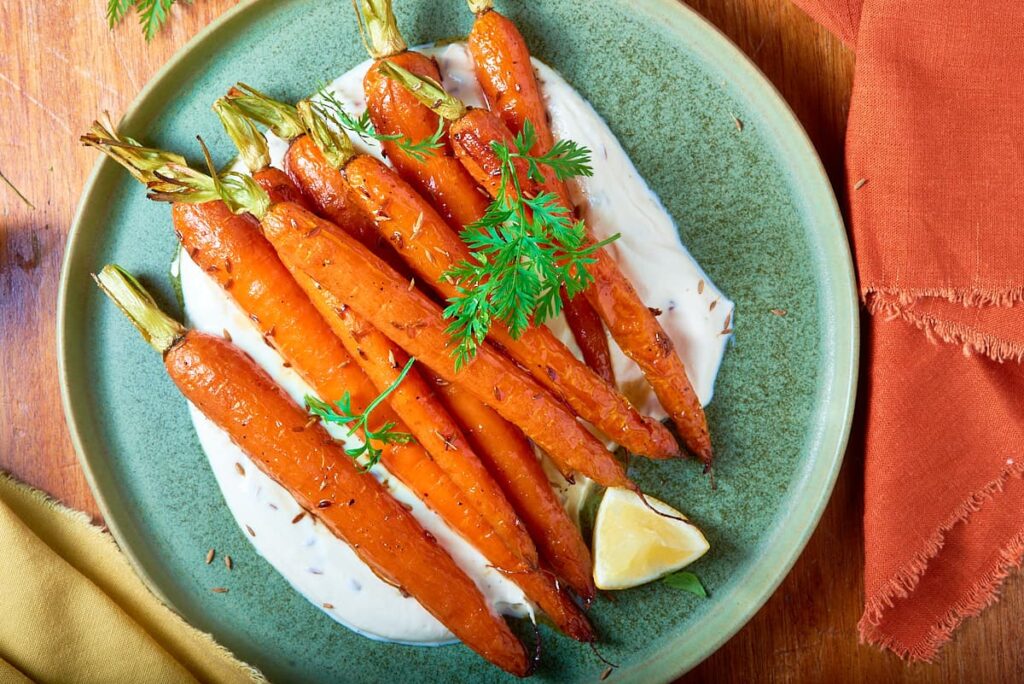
[0,1,1019,681]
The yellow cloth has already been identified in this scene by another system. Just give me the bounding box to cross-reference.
[0,473,264,684]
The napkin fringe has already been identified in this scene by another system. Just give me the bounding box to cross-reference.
[863,285,1024,310]
[864,288,1024,362]
[858,461,1024,660]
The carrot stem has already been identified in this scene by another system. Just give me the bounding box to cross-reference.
[467,0,494,14]
[378,61,466,122]
[213,97,269,173]
[354,0,407,59]
[92,265,185,354]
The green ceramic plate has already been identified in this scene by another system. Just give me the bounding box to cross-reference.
[58,0,856,681]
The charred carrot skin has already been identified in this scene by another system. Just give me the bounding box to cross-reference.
[560,289,615,385]
[284,248,592,643]
[363,52,492,231]
[174,199,537,576]
[426,369,597,602]
[252,166,315,211]
[297,278,592,642]
[312,292,538,569]
[261,201,631,489]
[333,152,680,460]
[451,54,714,461]
[165,330,530,676]
[246,169,589,635]
[172,201,377,411]
[365,53,616,385]
[284,140,674,458]
[283,136,390,251]
[258,161,538,568]
[284,136,411,275]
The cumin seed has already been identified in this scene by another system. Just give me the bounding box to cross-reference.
[291,511,306,524]
[770,308,787,317]
[211,587,229,593]
[322,603,335,610]
[317,499,332,508]
[854,178,868,191]
[224,555,233,570]
[732,114,744,132]
[245,525,256,537]
[205,548,215,564]
[697,279,705,294]
[234,462,245,476]
[222,329,232,342]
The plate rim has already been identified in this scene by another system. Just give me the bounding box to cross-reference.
[57,1,858,681]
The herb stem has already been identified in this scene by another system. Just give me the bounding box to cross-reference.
[0,169,34,209]
[305,357,417,470]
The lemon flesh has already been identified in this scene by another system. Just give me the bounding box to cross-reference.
[593,487,710,590]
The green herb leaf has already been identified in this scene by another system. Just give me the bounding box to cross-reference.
[106,0,182,41]
[314,87,442,162]
[663,571,707,597]
[441,121,614,367]
[304,358,416,470]
[106,0,134,27]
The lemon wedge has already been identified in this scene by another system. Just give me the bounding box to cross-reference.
[592,487,709,590]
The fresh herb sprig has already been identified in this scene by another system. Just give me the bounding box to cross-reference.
[314,87,444,162]
[107,0,183,41]
[442,121,617,369]
[305,358,416,471]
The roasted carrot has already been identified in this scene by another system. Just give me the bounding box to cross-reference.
[87,121,590,640]
[341,151,677,459]
[214,98,541,567]
[356,0,615,384]
[259,200,632,490]
[356,0,490,230]
[460,14,719,462]
[93,265,531,676]
[266,96,678,460]
[424,368,596,602]
[313,287,538,567]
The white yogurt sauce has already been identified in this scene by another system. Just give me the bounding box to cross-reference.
[179,43,733,646]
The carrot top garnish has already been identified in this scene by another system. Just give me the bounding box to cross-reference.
[225,83,305,141]
[377,62,467,122]
[82,121,269,217]
[466,0,494,14]
[93,265,185,354]
[290,99,359,172]
[380,65,617,368]
[353,0,407,59]
[213,97,270,173]
[305,357,417,471]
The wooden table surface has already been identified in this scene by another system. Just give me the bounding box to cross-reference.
[1,1,1020,682]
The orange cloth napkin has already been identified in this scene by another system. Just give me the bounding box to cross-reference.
[793,0,1024,661]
